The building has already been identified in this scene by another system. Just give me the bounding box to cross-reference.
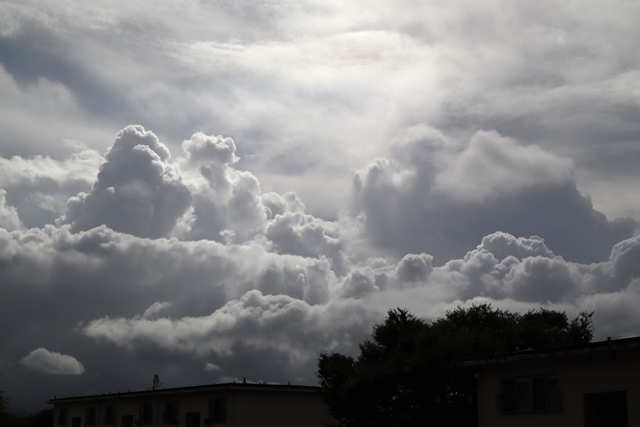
[463,336,640,427]
[47,382,337,427]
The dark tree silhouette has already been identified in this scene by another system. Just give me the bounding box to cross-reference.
[317,305,593,427]
[0,391,53,427]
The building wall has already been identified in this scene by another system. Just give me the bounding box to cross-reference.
[477,347,640,427]
[51,386,336,427]
[229,389,334,426]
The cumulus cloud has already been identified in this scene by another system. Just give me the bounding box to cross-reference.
[265,210,346,275]
[0,189,22,231]
[0,146,102,228]
[142,302,172,320]
[82,290,374,368]
[341,267,381,299]
[352,129,636,264]
[21,348,84,375]
[58,125,191,238]
[1,127,637,378]
[172,131,270,243]
[204,363,221,372]
[435,131,574,202]
[71,231,640,379]
[0,116,638,413]
[476,232,556,260]
[397,253,433,280]
[0,0,639,415]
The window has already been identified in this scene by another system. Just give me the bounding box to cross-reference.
[57,408,68,426]
[86,407,97,426]
[104,406,116,426]
[499,375,561,413]
[163,402,178,424]
[209,398,226,423]
[140,403,153,425]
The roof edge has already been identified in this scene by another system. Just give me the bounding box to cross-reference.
[460,335,640,367]
[47,382,321,404]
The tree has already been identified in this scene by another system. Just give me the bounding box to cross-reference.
[0,391,51,427]
[317,305,593,427]
[0,391,10,423]
[0,391,26,427]
[25,409,54,427]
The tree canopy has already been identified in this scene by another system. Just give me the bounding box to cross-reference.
[317,304,593,427]
[0,391,53,427]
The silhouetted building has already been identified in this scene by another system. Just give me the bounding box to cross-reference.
[48,382,335,427]
[463,336,640,427]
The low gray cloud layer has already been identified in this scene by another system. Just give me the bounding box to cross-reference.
[1,0,639,414]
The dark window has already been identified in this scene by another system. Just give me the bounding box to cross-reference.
[140,403,153,425]
[57,409,68,426]
[499,375,561,413]
[210,398,226,423]
[86,407,97,426]
[163,402,178,424]
[584,391,628,427]
[104,406,116,426]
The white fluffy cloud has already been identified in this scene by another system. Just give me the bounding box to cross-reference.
[21,348,84,375]
[176,132,269,243]
[58,125,191,238]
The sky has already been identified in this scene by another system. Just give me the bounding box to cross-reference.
[1,0,639,414]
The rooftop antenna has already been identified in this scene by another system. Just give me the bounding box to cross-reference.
[152,374,162,390]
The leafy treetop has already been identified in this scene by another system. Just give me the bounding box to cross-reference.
[317,304,593,427]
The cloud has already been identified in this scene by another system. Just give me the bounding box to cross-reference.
[58,125,192,238]
[0,188,22,231]
[204,363,221,372]
[0,127,637,385]
[265,210,346,275]
[21,348,84,375]
[341,267,381,299]
[71,231,640,380]
[476,232,555,260]
[1,0,639,409]
[81,290,375,368]
[142,302,172,320]
[177,132,268,243]
[0,144,102,228]
[435,131,573,202]
[395,253,434,286]
[352,129,637,264]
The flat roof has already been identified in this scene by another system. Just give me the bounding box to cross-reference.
[461,335,640,367]
[47,382,321,405]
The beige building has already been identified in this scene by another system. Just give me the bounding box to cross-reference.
[464,336,640,427]
[48,382,336,427]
